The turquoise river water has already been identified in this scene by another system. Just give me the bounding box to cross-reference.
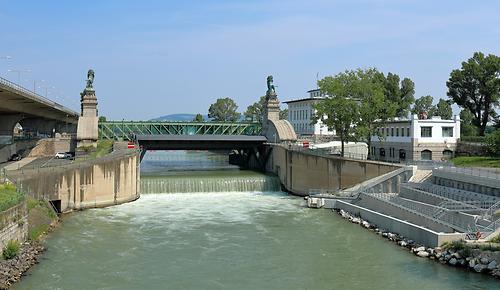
[13,151,499,289]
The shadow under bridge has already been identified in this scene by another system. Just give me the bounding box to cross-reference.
[135,134,268,159]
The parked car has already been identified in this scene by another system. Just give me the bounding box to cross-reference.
[8,153,22,161]
[55,152,71,159]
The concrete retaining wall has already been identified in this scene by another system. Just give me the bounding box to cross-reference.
[7,151,140,213]
[432,170,500,197]
[353,194,454,233]
[335,200,465,247]
[0,202,28,248]
[266,145,400,196]
[0,140,38,163]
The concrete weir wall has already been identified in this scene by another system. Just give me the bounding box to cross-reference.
[265,145,400,195]
[10,151,140,213]
[0,202,28,248]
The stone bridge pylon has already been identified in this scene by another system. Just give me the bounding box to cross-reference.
[262,75,296,143]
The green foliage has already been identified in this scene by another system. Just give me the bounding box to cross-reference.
[461,136,485,143]
[244,96,266,124]
[208,97,241,122]
[382,72,415,118]
[490,233,500,244]
[411,95,435,117]
[89,140,114,159]
[485,129,500,156]
[434,98,453,119]
[314,72,360,157]
[98,116,107,122]
[28,224,49,241]
[460,109,479,136]
[447,52,500,136]
[279,108,288,120]
[2,240,20,260]
[192,114,204,122]
[451,156,500,168]
[315,68,403,158]
[442,239,466,250]
[0,183,24,212]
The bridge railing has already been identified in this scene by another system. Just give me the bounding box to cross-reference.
[0,76,78,116]
[98,121,262,140]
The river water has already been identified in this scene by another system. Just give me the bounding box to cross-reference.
[14,151,498,289]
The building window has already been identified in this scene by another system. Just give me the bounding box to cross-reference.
[442,127,454,137]
[421,150,432,160]
[391,128,394,136]
[396,128,399,137]
[421,127,432,137]
[379,148,386,157]
[381,128,385,136]
[407,128,410,137]
[442,150,453,160]
[399,149,406,160]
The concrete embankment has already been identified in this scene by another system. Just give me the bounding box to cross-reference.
[6,150,140,213]
[337,209,500,279]
[264,144,400,196]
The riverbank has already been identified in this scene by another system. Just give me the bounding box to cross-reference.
[0,198,59,289]
[336,208,500,279]
[0,242,45,290]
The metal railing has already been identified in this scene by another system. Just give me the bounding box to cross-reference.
[407,183,499,203]
[362,191,472,232]
[98,121,262,140]
[0,76,78,116]
[433,166,500,180]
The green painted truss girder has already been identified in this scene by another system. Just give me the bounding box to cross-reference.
[98,121,262,140]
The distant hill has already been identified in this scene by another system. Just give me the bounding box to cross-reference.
[151,114,209,121]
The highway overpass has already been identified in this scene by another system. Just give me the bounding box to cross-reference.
[0,76,79,143]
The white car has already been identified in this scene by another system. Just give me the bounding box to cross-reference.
[55,152,70,159]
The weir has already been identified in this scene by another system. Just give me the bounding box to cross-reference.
[141,172,281,194]
[141,150,281,194]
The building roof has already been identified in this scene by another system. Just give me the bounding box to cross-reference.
[283,96,325,104]
[307,89,321,93]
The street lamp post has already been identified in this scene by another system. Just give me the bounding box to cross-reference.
[7,69,31,83]
[33,79,45,94]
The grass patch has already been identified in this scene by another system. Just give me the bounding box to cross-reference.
[0,183,24,212]
[28,224,49,241]
[26,197,58,241]
[442,239,500,253]
[450,156,500,168]
[490,234,500,244]
[2,240,20,259]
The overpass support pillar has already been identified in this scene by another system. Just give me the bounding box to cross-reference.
[0,114,23,144]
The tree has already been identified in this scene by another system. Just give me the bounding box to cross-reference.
[447,52,500,135]
[434,98,453,119]
[208,97,241,122]
[354,68,397,159]
[279,108,288,120]
[193,113,204,122]
[382,73,415,118]
[459,109,478,136]
[98,116,107,122]
[244,96,266,124]
[313,96,359,157]
[485,129,500,156]
[411,95,436,117]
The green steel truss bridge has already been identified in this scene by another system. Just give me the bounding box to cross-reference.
[98,121,262,140]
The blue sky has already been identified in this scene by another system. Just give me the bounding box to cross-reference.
[0,0,499,120]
